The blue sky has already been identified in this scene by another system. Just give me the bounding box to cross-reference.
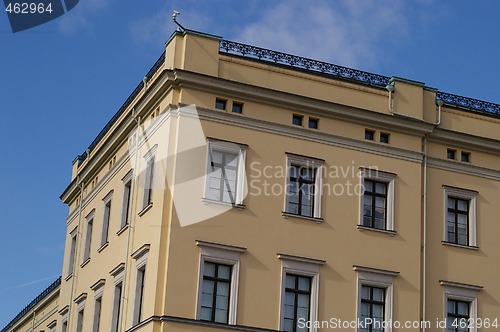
[0,0,499,327]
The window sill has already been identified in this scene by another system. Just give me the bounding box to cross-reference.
[116,224,129,236]
[282,212,323,224]
[138,203,153,216]
[202,198,246,210]
[97,242,109,253]
[441,241,479,250]
[357,225,396,236]
[80,258,90,268]
[65,274,73,282]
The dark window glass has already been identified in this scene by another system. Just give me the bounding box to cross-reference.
[283,274,311,332]
[200,262,232,323]
[362,180,387,230]
[287,165,316,217]
[215,99,226,110]
[446,299,470,332]
[360,286,385,332]
[461,152,470,163]
[447,197,469,245]
[232,102,243,113]
[292,115,303,126]
[447,149,456,160]
[365,130,375,140]
[308,118,318,129]
[380,133,390,143]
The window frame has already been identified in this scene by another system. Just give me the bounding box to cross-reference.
[278,254,324,332]
[90,279,105,332]
[204,139,247,207]
[100,191,113,248]
[142,145,157,210]
[231,101,244,114]
[131,245,150,326]
[119,170,133,232]
[292,114,303,126]
[359,168,396,232]
[195,240,246,325]
[67,227,78,277]
[284,154,324,221]
[109,263,125,332]
[82,209,95,264]
[74,293,87,332]
[354,265,399,332]
[443,186,477,248]
[215,98,227,111]
[440,280,482,332]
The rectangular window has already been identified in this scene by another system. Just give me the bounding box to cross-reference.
[83,211,94,263]
[285,155,324,220]
[215,98,227,110]
[133,267,146,324]
[461,152,470,163]
[447,299,470,332]
[292,114,303,126]
[200,262,232,323]
[92,297,102,332]
[308,118,318,129]
[142,155,155,209]
[362,180,388,230]
[76,309,84,332]
[120,176,132,229]
[101,194,112,247]
[360,286,385,332]
[359,169,396,232]
[111,282,123,332]
[380,132,390,144]
[67,228,78,276]
[447,197,469,246]
[232,102,243,113]
[365,129,375,140]
[283,274,311,332]
[205,140,246,206]
[447,149,456,160]
[62,321,68,332]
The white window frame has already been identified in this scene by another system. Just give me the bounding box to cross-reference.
[443,186,477,247]
[440,280,482,332]
[195,240,246,325]
[59,306,69,332]
[82,210,95,264]
[120,170,133,231]
[100,191,113,248]
[131,244,150,326]
[284,154,324,220]
[142,145,157,210]
[90,279,105,332]
[74,293,87,332]
[354,265,399,332]
[110,263,125,332]
[67,227,78,277]
[204,139,247,206]
[278,253,325,332]
[359,168,396,231]
[47,320,57,332]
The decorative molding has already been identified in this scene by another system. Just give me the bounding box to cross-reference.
[353,265,400,277]
[437,91,500,118]
[90,279,106,291]
[196,240,247,253]
[357,225,396,236]
[281,212,323,224]
[74,292,87,304]
[109,263,125,277]
[440,280,483,291]
[428,157,500,180]
[277,253,326,265]
[441,241,479,251]
[131,244,151,259]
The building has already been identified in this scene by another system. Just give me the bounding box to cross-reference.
[4,29,500,332]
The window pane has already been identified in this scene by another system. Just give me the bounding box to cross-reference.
[225,153,238,167]
[375,182,386,194]
[216,294,229,310]
[457,199,468,211]
[361,286,370,300]
[211,151,223,164]
[200,307,212,321]
[283,319,294,332]
[284,303,295,319]
[286,275,296,289]
[298,277,310,291]
[457,302,468,315]
[375,197,385,208]
[204,263,215,277]
[448,198,456,209]
[217,282,230,297]
[214,308,228,323]
[364,180,373,192]
[218,265,231,279]
[372,288,384,301]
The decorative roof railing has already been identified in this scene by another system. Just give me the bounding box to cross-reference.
[1,276,62,332]
[220,40,500,118]
[77,51,166,166]
[220,40,390,88]
[437,91,500,117]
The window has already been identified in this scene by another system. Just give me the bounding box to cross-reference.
[59,306,68,332]
[308,118,318,129]
[76,308,84,332]
[447,149,456,160]
[196,240,246,325]
[355,266,399,332]
[279,254,324,332]
[284,274,312,332]
[461,152,470,163]
[380,133,390,144]
[443,186,477,247]
[83,210,94,264]
[447,300,469,332]
[142,145,157,210]
[90,279,105,332]
[204,140,247,206]
[132,245,149,326]
[74,293,86,332]
[360,286,385,332]
[47,320,57,332]
[120,171,133,230]
[441,280,482,332]
[110,263,125,332]
[284,154,324,220]
[62,321,68,332]
[100,191,113,248]
[232,102,243,113]
[67,228,78,277]
[292,114,303,126]
[365,129,375,141]
[359,169,396,232]
[215,98,227,110]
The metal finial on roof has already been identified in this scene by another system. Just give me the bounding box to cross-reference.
[172,10,185,32]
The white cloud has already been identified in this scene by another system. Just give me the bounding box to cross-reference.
[236,0,411,70]
[58,0,109,34]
